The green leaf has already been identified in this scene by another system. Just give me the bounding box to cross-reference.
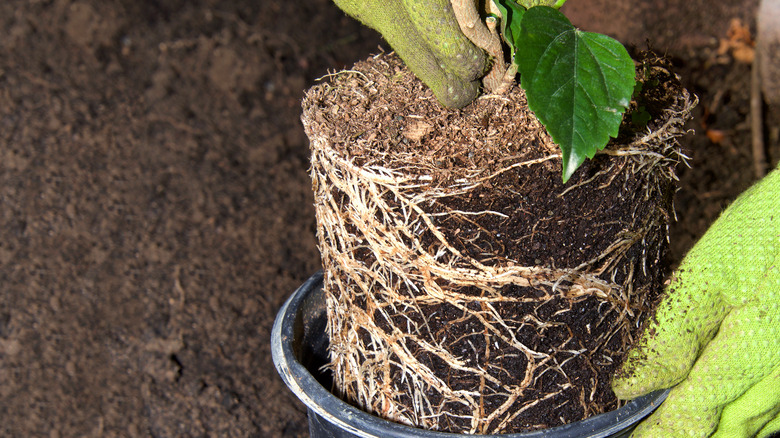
[516,0,567,8]
[632,106,652,128]
[515,6,635,182]
[494,0,526,60]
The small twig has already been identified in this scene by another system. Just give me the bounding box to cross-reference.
[751,46,768,178]
[450,0,506,92]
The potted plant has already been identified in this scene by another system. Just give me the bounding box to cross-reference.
[274,0,694,435]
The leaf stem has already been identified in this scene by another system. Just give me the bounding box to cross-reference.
[450,0,506,93]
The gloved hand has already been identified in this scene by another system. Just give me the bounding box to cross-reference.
[332,0,486,108]
[612,166,780,438]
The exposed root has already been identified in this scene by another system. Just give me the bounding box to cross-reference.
[302,61,696,434]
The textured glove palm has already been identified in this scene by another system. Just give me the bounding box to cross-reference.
[332,0,486,108]
[613,166,780,437]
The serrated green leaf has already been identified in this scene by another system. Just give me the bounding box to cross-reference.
[494,0,526,60]
[515,6,635,182]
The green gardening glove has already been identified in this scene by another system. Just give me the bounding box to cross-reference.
[332,0,486,108]
[612,165,780,438]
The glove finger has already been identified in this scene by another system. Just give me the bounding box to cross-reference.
[612,268,729,399]
[629,383,719,438]
[757,410,780,438]
[715,365,780,438]
[631,304,780,438]
[402,0,486,82]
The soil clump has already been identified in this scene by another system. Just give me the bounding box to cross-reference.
[303,53,693,433]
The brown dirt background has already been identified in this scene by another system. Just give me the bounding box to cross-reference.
[0,0,775,436]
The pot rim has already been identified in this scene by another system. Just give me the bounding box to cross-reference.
[271,271,669,438]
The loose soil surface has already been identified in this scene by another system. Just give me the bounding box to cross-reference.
[0,0,776,436]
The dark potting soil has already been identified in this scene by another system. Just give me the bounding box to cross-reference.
[306,52,690,432]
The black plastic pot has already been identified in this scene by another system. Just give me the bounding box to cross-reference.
[271,272,669,438]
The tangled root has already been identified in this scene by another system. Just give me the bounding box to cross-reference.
[302,54,695,434]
